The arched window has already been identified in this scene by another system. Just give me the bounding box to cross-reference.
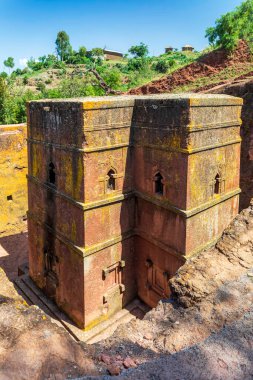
[214,173,221,194]
[154,172,164,195]
[48,162,56,185]
[107,169,116,191]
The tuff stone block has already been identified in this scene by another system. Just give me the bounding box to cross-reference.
[27,94,242,328]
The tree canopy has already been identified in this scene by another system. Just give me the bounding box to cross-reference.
[4,57,14,71]
[55,31,72,61]
[128,42,149,58]
[206,0,253,51]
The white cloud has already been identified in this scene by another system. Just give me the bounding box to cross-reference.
[19,58,28,67]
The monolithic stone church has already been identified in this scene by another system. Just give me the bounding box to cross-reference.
[27,94,242,329]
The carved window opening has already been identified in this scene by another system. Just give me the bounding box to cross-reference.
[154,172,164,195]
[210,172,225,197]
[48,162,56,185]
[107,169,116,191]
[214,173,221,194]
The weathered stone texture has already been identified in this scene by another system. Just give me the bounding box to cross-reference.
[27,94,242,328]
[0,124,28,236]
[213,80,253,210]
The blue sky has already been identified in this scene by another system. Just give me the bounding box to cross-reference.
[0,0,244,70]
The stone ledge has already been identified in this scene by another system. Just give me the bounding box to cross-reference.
[27,175,240,218]
[27,135,241,155]
[27,138,131,153]
[135,188,241,218]
[135,138,241,154]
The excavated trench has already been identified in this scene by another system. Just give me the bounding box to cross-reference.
[1,81,253,378]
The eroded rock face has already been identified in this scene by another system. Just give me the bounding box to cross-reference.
[0,124,27,237]
[212,80,253,210]
[170,201,253,307]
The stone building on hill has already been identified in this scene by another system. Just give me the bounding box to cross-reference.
[165,46,174,53]
[182,44,194,52]
[104,49,123,60]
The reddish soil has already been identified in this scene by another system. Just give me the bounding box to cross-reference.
[199,40,251,68]
[128,40,252,95]
[129,62,218,95]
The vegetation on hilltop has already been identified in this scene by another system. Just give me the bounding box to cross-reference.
[1,1,253,123]
[0,31,199,123]
[206,0,253,51]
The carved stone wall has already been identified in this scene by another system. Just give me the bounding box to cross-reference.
[0,124,27,237]
[27,94,242,328]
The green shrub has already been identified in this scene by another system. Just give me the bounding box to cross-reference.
[0,72,8,79]
[23,75,29,85]
[153,59,169,73]
[0,78,38,124]
[125,58,149,72]
[43,77,104,98]
[96,67,122,89]
[52,61,66,70]
[36,81,46,92]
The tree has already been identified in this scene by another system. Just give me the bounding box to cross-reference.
[128,43,149,58]
[85,48,104,67]
[55,31,72,61]
[27,57,38,70]
[0,72,8,79]
[206,0,253,51]
[78,46,87,58]
[0,77,7,123]
[90,48,104,59]
[3,57,14,74]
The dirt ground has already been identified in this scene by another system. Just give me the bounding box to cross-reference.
[0,225,28,281]
[0,203,253,379]
[110,305,253,380]
[80,304,253,380]
[0,227,102,380]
